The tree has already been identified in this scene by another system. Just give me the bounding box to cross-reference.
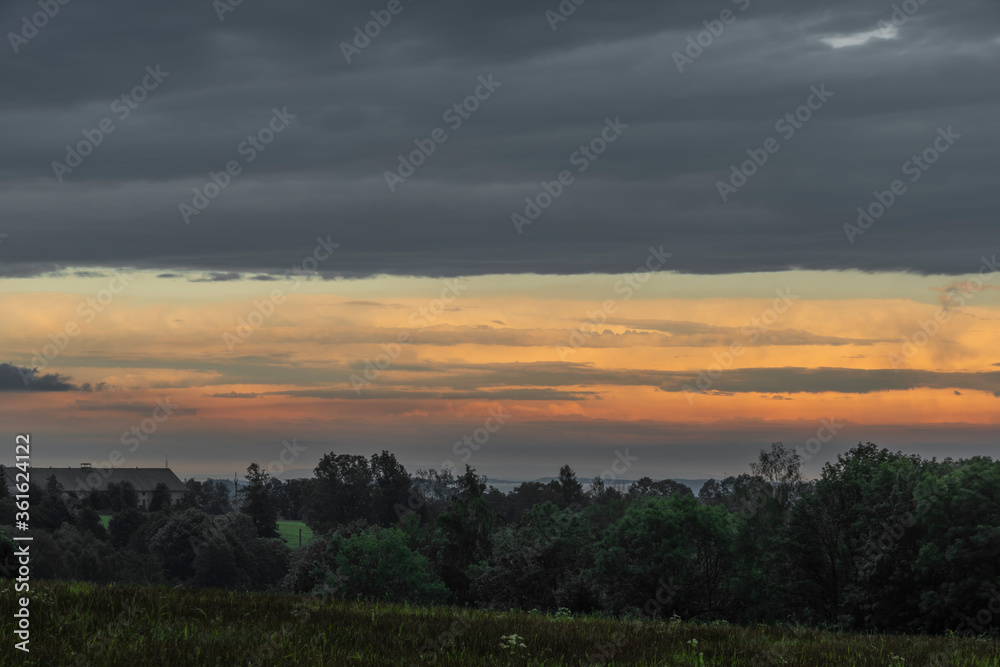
[241,463,279,538]
[0,530,16,579]
[187,479,234,515]
[434,466,498,603]
[272,478,313,520]
[315,526,448,604]
[588,494,734,619]
[751,442,803,486]
[30,481,75,532]
[106,481,139,511]
[109,507,146,549]
[51,524,119,583]
[46,474,63,495]
[470,501,591,612]
[557,465,586,507]
[627,477,693,502]
[77,506,109,541]
[305,453,374,532]
[785,443,924,629]
[148,509,279,588]
[503,481,563,524]
[193,536,246,589]
[909,457,1000,634]
[148,483,173,513]
[0,495,13,527]
[412,468,458,506]
[749,442,803,513]
[370,451,412,527]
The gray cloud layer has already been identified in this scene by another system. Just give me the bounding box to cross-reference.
[1,0,997,277]
[0,363,76,391]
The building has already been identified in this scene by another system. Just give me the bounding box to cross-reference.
[1,464,187,509]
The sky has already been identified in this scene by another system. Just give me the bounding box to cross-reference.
[1,0,998,481]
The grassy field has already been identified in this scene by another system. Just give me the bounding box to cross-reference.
[2,581,999,666]
[276,519,313,548]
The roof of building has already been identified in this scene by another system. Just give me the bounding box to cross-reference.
[1,466,187,494]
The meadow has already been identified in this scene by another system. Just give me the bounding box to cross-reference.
[276,519,314,549]
[2,581,999,666]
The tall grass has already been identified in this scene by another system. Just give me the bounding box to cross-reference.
[1,581,998,666]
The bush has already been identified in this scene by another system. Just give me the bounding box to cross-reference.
[148,509,288,590]
[308,525,448,605]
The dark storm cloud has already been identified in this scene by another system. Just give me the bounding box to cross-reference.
[1,0,998,277]
[0,363,77,391]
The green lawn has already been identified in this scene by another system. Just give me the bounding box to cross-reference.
[2,581,999,666]
[277,519,313,548]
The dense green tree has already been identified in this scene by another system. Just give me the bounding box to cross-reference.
[273,478,314,520]
[304,454,374,533]
[785,443,925,629]
[314,525,448,604]
[370,451,413,527]
[502,481,563,524]
[627,477,693,502]
[0,496,15,527]
[910,457,1000,634]
[105,481,139,511]
[557,464,586,507]
[0,530,15,579]
[30,481,75,532]
[184,479,234,514]
[192,536,246,589]
[51,524,119,582]
[588,493,735,619]
[108,507,146,549]
[433,466,499,603]
[470,501,591,612]
[241,463,279,538]
[77,506,109,541]
[148,482,173,513]
[148,509,286,590]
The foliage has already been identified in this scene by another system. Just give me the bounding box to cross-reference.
[184,478,234,514]
[241,463,279,538]
[148,482,173,513]
[7,442,1000,640]
[308,525,448,605]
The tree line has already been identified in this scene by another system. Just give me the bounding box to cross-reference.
[1,442,998,636]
